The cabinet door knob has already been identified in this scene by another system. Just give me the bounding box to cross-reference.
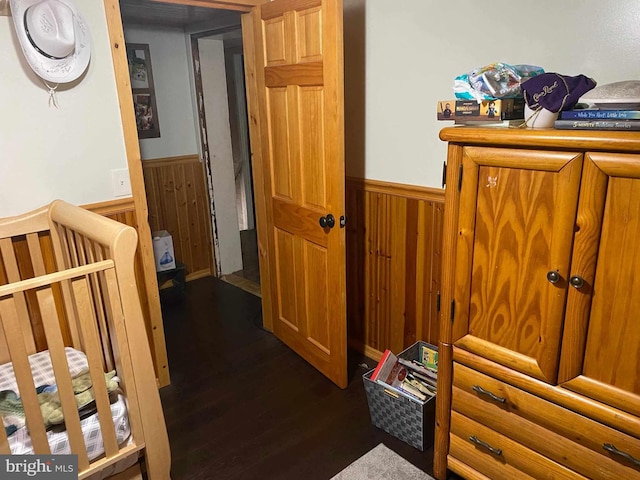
[547,270,561,284]
[570,275,585,289]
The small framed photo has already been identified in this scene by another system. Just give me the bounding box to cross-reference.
[126,43,160,139]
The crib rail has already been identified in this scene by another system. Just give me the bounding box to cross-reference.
[0,201,170,479]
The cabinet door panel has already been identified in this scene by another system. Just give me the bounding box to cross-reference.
[562,153,640,417]
[454,147,582,383]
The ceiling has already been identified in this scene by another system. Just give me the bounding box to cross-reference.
[119,0,242,30]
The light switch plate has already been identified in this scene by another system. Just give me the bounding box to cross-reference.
[111,168,132,197]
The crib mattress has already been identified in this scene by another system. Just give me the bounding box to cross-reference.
[0,347,131,460]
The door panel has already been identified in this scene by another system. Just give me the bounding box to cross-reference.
[244,0,346,387]
[562,153,640,417]
[454,147,583,384]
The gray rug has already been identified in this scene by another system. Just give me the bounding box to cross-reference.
[330,443,435,480]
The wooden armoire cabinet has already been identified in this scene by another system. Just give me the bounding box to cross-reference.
[434,127,640,480]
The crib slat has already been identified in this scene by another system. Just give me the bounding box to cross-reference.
[83,237,112,372]
[0,309,8,365]
[0,238,36,355]
[0,296,50,454]
[66,228,80,267]
[71,276,119,457]
[26,233,46,276]
[36,287,90,471]
[50,225,82,350]
[102,269,143,442]
[0,415,10,454]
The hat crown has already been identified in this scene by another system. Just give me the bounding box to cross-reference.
[25,0,75,59]
[10,0,91,83]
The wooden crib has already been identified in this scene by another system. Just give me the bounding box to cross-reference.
[0,200,170,479]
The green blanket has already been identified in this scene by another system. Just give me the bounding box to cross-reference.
[0,370,119,436]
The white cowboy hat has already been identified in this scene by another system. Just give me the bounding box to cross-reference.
[10,0,91,83]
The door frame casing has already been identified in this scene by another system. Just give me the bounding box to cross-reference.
[103,0,171,387]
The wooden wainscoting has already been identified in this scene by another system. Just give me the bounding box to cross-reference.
[346,178,444,361]
[142,155,214,281]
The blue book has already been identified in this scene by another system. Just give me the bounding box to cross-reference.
[554,119,640,131]
[560,109,640,120]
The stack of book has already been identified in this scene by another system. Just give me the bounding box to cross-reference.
[370,344,438,404]
[437,98,525,126]
[554,108,640,131]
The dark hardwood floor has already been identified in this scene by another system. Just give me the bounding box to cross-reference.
[158,276,437,480]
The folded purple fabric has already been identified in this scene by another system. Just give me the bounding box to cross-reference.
[522,73,596,112]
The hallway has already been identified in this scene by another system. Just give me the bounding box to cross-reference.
[221,228,260,297]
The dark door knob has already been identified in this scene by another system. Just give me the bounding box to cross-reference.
[547,270,560,284]
[319,213,335,229]
[570,275,585,289]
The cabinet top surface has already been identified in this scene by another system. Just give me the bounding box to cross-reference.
[440,126,640,152]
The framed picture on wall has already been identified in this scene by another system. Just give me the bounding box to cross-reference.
[126,43,160,139]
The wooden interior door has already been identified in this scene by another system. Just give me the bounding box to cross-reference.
[243,0,347,387]
[453,147,582,384]
[560,153,640,417]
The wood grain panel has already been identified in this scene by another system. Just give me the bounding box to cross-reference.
[261,0,321,20]
[561,162,640,417]
[273,197,328,247]
[452,364,640,479]
[582,176,640,395]
[450,411,586,480]
[304,240,329,352]
[275,228,298,330]
[142,155,214,280]
[299,86,326,209]
[264,17,287,66]
[265,62,324,87]
[297,6,322,62]
[268,88,293,198]
[454,148,583,384]
[345,178,444,358]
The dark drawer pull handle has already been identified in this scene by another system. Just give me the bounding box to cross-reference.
[603,443,640,467]
[472,385,506,403]
[469,435,502,456]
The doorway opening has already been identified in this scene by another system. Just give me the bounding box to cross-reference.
[191,27,260,297]
[119,1,260,298]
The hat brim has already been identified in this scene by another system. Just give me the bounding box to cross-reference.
[11,0,91,83]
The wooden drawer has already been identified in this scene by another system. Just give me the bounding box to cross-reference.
[453,362,640,479]
[449,411,586,480]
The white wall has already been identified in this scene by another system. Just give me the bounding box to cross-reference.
[344,0,640,189]
[0,1,127,217]
[199,37,243,275]
[3,1,637,220]
[123,25,199,160]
